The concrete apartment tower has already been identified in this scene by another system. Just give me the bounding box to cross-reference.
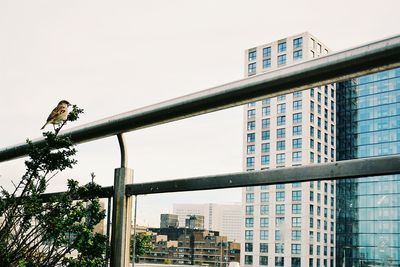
[242,32,336,267]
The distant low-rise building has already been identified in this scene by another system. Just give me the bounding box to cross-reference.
[140,227,240,266]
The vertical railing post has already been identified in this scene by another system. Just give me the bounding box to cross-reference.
[110,134,133,267]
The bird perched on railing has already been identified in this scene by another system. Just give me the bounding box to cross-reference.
[40,100,71,130]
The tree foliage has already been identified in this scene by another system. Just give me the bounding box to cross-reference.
[0,105,107,266]
[130,232,154,263]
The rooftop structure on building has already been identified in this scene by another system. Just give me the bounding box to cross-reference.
[160,214,179,228]
[173,203,242,241]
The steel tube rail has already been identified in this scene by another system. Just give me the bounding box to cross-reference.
[125,155,400,195]
[1,35,400,162]
[34,155,400,199]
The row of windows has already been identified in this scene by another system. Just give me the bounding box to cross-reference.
[246,126,304,142]
[247,101,303,118]
[245,256,331,267]
[245,181,333,192]
[247,113,303,130]
[246,139,302,154]
[246,191,302,203]
[246,151,303,167]
[248,37,303,61]
[244,242,302,255]
[244,208,335,228]
[248,51,304,73]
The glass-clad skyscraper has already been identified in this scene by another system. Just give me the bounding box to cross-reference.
[336,67,400,266]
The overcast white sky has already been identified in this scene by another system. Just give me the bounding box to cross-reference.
[1,0,399,226]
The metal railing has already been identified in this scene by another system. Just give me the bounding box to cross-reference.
[1,34,400,267]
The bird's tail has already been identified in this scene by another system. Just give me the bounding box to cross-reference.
[40,123,47,130]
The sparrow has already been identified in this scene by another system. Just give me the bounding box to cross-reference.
[40,100,71,130]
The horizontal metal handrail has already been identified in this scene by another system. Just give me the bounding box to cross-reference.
[1,35,400,162]
[36,155,400,199]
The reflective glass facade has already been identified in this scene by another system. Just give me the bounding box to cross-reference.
[336,68,400,266]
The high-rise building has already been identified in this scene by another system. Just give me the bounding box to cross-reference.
[336,68,400,266]
[173,203,242,241]
[242,32,336,267]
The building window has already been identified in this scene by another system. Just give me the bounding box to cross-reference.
[292,230,301,241]
[261,155,270,166]
[263,47,271,57]
[260,230,268,240]
[276,184,285,189]
[277,140,286,151]
[275,230,282,240]
[293,113,302,123]
[248,102,256,107]
[292,190,302,201]
[247,109,255,119]
[292,182,301,188]
[292,151,302,162]
[260,192,269,202]
[261,143,270,153]
[277,54,287,65]
[293,125,302,136]
[293,50,303,60]
[276,191,285,201]
[245,255,253,264]
[277,103,286,113]
[275,257,284,267]
[246,205,254,216]
[276,153,285,165]
[293,138,302,149]
[293,91,302,98]
[246,193,254,203]
[260,217,269,228]
[262,130,270,141]
[292,204,301,214]
[292,244,301,254]
[262,118,270,129]
[293,37,303,49]
[246,157,255,168]
[245,217,254,227]
[277,128,286,138]
[292,257,301,267]
[247,133,255,143]
[292,217,301,227]
[247,121,255,131]
[276,204,285,215]
[248,50,256,61]
[277,115,286,126]
[248,63,256,74]
[263,58,271,69]
[260,243,268,253]
[245,230,253,240]
[275,243,284,254]
[262,98,271,105]
[247,145,255,155]
[262,106,271,116]
[293,100,302,110]
[276,217,284,226]
[260,205,269,215]
[260,256,268,266]
[278,42,287,53]
[245,242,253,252]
